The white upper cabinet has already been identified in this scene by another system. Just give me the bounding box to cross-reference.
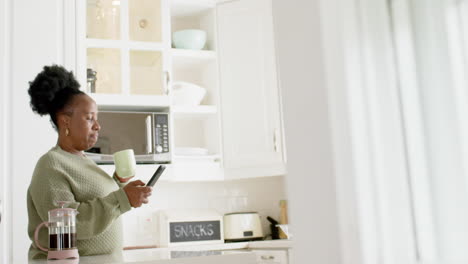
[69,0,285,180]
[76,0,171,109]
[217,0,286,178]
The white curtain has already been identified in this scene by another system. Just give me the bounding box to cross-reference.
[394,0,468,261]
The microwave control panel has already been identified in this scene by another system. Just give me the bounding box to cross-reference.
[154,114,169,154]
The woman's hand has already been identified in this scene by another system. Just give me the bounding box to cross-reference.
[123,180,152,208]
[114,172,134,183]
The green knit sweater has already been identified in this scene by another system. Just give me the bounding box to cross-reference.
[27,146,132,259]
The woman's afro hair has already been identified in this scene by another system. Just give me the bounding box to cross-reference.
[28,65,83,117]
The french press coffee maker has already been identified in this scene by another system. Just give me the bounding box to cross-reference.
[34,201,79,260]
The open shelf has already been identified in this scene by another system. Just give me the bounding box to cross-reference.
[171,105,218,119]
[168,0,222,181]
[90,93,170,111]
[170,3,217,51]
[172,117,221,157]
[170,0,216,17]
[171,48,216,67]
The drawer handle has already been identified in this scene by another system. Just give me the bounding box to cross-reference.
[261,255,275,260]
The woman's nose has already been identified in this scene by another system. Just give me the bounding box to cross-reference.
[94,120,101,131]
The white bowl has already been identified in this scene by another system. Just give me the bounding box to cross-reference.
[171,81,206,106]
[172,29,207,50]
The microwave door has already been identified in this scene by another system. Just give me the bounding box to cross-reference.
[145,115,153,154]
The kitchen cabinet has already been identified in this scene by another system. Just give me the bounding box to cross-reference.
[69,0,285,180]
[76,0,171,109]
[217,0,286,178]
[251,249,289,264]
[169,0,287,179]
[72,0,225,181]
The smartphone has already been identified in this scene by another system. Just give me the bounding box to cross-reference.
[146,165,166,187]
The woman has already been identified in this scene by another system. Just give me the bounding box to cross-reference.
[26,65,152,258]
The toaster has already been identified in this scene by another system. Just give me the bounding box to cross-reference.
[223,212,264,242]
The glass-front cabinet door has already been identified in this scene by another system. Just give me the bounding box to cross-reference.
[77,0,170,108]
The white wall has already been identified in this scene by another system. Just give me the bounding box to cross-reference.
[122,176,287,247]
[272,1,342,263]
[0,0,12,262]
[10,0,62,262]
[272,0,420,263]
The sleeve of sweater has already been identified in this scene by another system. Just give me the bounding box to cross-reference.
[29,166,132,240]
[112,172,128,188]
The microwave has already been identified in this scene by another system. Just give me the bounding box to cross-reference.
[86,111,171,164]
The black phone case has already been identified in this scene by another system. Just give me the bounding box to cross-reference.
[146,165,166,187]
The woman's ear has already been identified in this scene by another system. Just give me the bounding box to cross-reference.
[57,113,71,128]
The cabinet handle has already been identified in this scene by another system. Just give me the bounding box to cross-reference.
[145,115,153,154]
[163,71,171,95]
[273,129,280,152]
[261,255,275,260]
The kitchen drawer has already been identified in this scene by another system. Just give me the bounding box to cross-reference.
[251,249,288,264]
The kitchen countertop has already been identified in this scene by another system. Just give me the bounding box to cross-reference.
[244,239,293,249]
[24,240,292,264]
[27,249,256,264]
[158,239,293,251]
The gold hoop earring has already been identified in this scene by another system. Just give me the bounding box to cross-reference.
[65,128,70,136]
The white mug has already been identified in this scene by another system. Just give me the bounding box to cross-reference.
[113,149,136,178]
